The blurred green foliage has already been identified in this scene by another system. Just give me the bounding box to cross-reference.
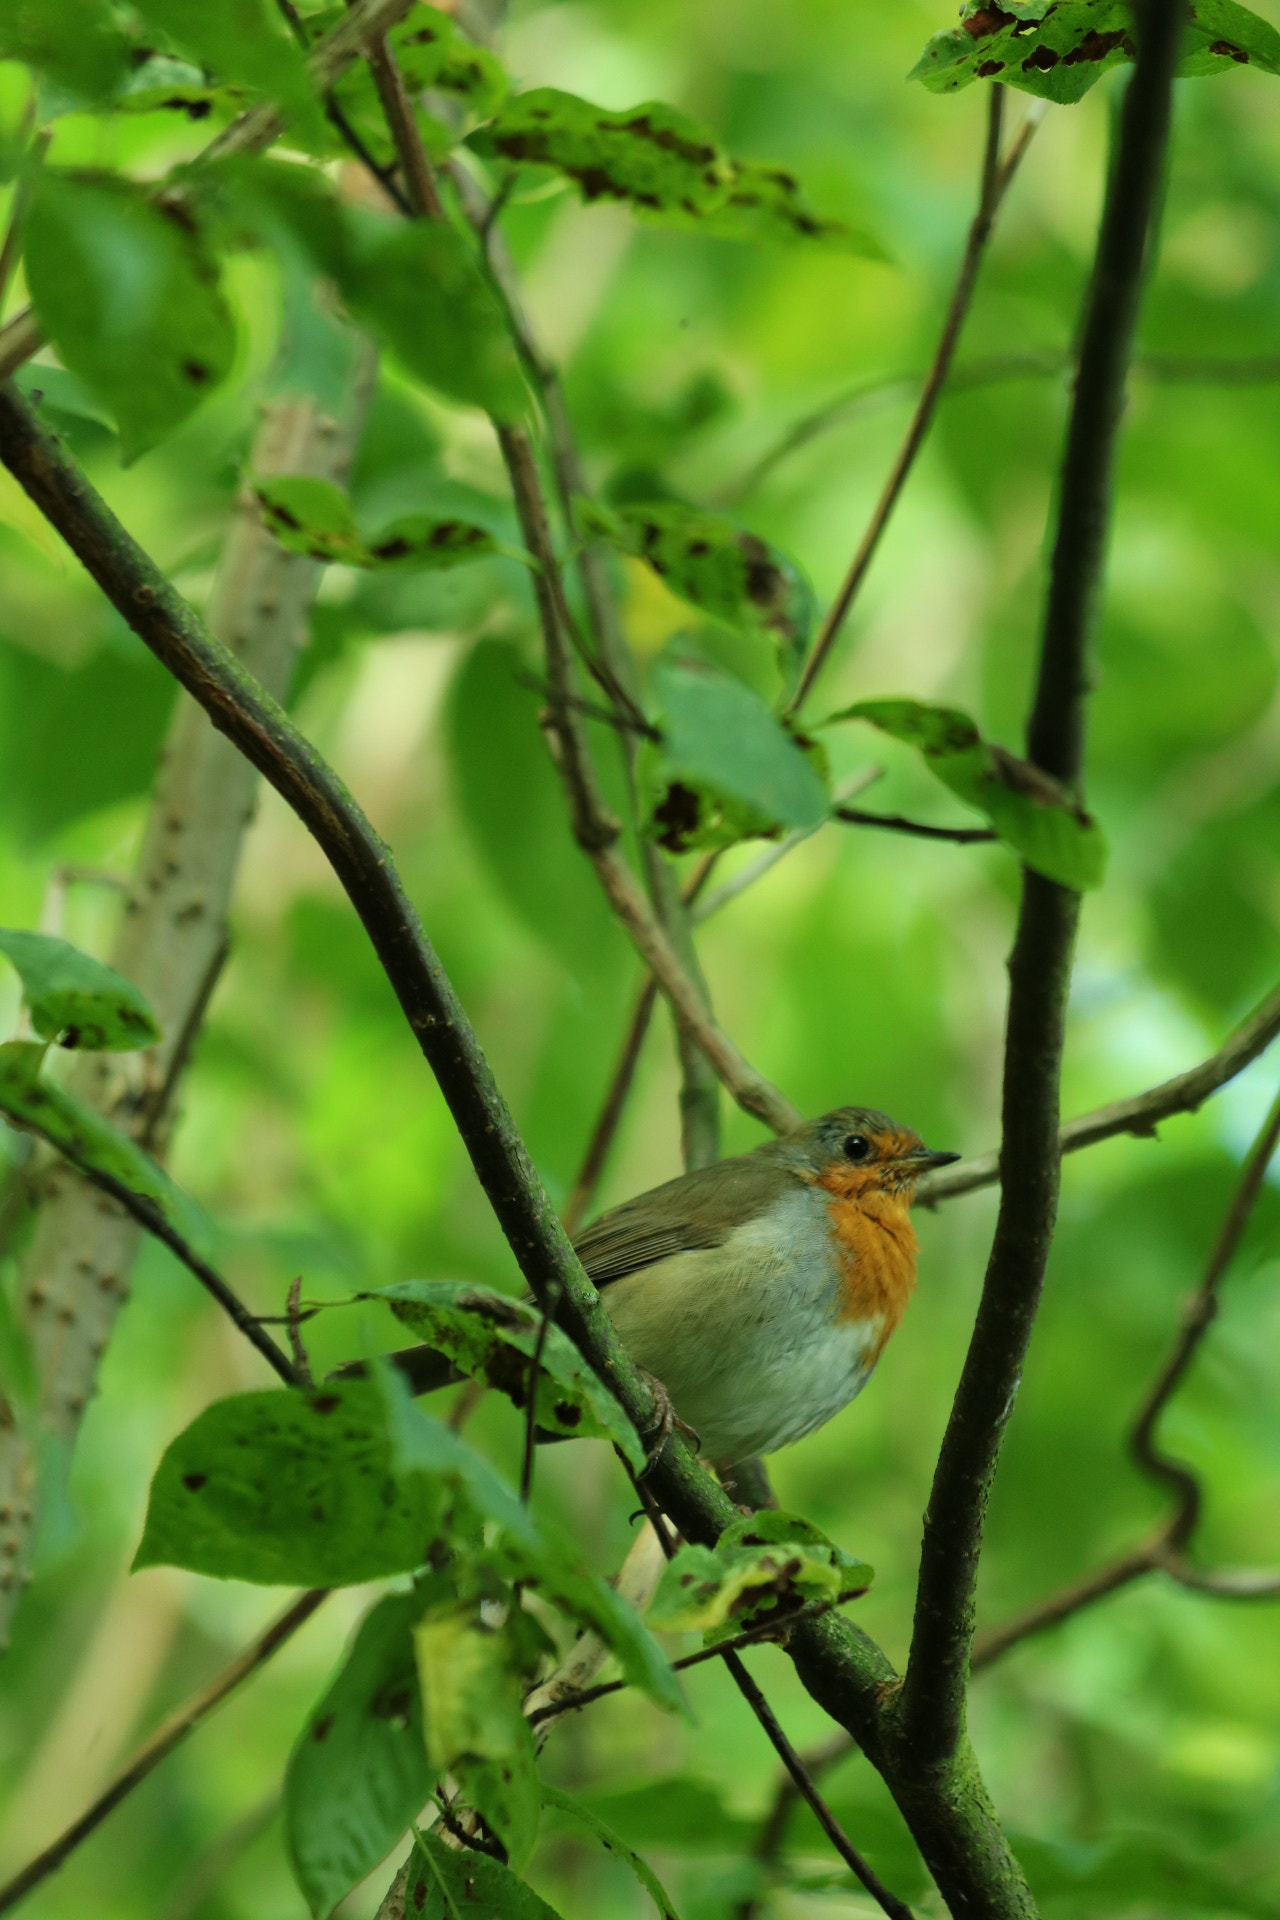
[0,1,1279,1917]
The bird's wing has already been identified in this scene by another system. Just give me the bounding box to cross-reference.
[573,1150,798,1287]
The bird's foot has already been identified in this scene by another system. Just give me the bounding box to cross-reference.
[637,1368,700,1475]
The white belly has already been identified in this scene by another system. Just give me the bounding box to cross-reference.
[601,1188,880,1464]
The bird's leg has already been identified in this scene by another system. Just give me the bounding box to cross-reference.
[637,1366,700,1474]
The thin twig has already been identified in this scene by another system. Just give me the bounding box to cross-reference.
[790,91,1037,712]
[1,1109,298,1386]
[365,33,446,218]
[901,8,1182,1772]
[527,1585,872,1727]
[562,978,659,1239]
[1131,1081,1280,1547]
[920,980,1280,1206]
[286,1274,314,1386]
[721,1648,914,1920]
[834,806,996,845]
[0,1590,326,1915]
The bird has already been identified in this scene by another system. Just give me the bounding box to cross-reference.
[384,1107,958,1469]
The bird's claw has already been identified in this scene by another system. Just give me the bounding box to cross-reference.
[637,1368,700,1475]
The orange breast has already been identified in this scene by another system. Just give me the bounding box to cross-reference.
[817,1173,919,1361]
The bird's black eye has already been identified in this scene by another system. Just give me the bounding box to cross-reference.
[843,1133,871,1163]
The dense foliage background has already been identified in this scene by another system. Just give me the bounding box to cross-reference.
[1,0,1279,1915]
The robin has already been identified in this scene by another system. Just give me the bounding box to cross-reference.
[389,1106,958,1468]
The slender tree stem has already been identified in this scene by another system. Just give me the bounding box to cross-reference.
[835,807,996,845]
[365,34,446,218]
[901,5,1183,1770]
[790,89,1036,712]
[0,1590,326,1915]
[920,977,1280,1205]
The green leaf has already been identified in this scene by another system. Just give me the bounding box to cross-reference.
[910,0,1280,104]
[484,88,733,217]
[0,0,131,104]
[680,158,885,256]
[831,698,1108,890]
[415,1605,540,1867]
[0,1041,210,1252]
[406,1826,567,1919]
[383,1372,683,1716]
[480,89,878,253]
[540,1783,683,1920]
[129,0,321,135]
[336,213,526,420]
[113,54,237,121]
[133,1380,449,1586]
[648,662,830,846]
[253,476,500,571]
[649,1511,871,1638]
[579,499,813,675]
[368,1280,646,1469]
[285,1593,433,1919]
[445,638,629,982]
[24,173,235,460]
[0,930,160,1051]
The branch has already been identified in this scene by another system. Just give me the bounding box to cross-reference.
[364,33,446,219]
[919,978,1280,1206]
[0,1589,326,1914]
[497,421,801,1137]
[5,1125,298,1385]
[789,91,1039,711]
[900,5,1182,1769]
[561,976,658,1238]
[834,806,996,845]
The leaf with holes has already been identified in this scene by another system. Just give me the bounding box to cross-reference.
[253,477,500,571]
[0,1041,210,1253]
[0,930,160,1051]
[643,662,830,852]
[368,1280,645,1469]
[649,1512,871,1638]
[829,698,1108,890]
[541,1783,683,1920]
[415,1604,540,1868]
[911,0,1280,102]
[684,158,885,256]
[481,88,733,216]
[406,1827,567,1919]
[24,174,234,459]
[286,1593,433,1919]
[134,1380,451,1586]
[579,499,813,678]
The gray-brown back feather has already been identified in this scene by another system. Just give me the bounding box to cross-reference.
[572,1140,804,1286]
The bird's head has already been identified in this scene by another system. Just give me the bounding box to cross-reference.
[790,1106,960,1201]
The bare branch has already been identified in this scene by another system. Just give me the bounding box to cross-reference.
[0,1589,326,1914]
[364,34,446,219]
[920,979,1280,1205]
[561,977,658,1239]
[835,806,996,845]
[901,7,1183,1769]
[790,91,1039,712]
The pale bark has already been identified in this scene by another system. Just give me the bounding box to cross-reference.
[0,370,373,1643]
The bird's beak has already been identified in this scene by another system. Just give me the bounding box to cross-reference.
[902,1146,961,1169]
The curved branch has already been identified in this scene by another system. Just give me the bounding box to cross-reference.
[901,4,1183,1768]
[835,806,996,845]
